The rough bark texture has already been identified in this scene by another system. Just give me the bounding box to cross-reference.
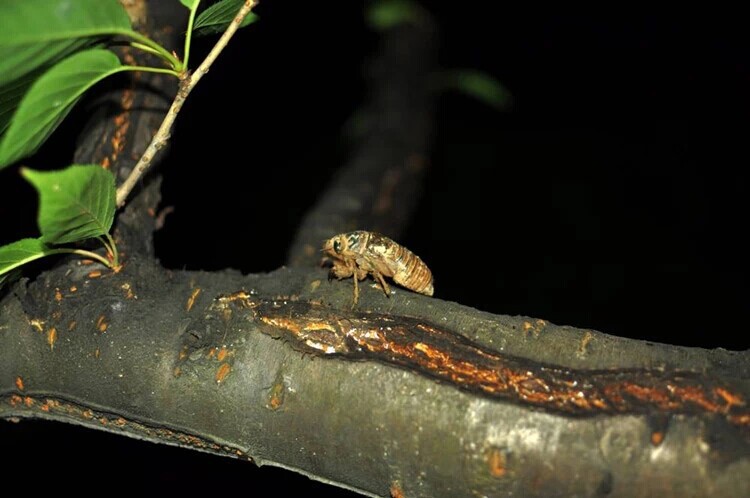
[1,2,749,497]
[1,261,749,497]
[74,0,181,256]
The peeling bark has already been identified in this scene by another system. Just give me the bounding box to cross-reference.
[246,297,749,423]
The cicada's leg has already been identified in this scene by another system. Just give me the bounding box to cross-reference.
[351,266,368,307]
[330,260,353,281]
[352,276,359,307]
[372,271,391,298]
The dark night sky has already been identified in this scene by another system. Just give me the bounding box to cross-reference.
[1,4,748,495]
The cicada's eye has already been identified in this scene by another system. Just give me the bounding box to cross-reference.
[333,239,342,253]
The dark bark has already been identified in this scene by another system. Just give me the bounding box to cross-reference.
[1,2,750,497]
[73,1,183,255]
[1,260,749,497]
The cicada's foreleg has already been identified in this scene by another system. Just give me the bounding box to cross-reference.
[329,260,353,281]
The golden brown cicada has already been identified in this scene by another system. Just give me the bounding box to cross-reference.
[322,231,434,305]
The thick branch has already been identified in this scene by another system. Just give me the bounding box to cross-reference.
[74,1,184,255]
[286,21,437,267]
[1,261,748,497]
[3,3,748,497]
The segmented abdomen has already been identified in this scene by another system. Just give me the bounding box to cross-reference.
[386,241,434,296]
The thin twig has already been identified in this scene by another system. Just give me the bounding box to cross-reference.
[115,0,258,208]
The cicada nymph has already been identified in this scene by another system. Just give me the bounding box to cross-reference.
[322,231,434,305]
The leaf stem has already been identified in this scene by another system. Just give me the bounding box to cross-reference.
[104,233,119,267]
[96,235,111,253]
[183,0,202,70]
[115,0,258,208]
[121,30,183,71]
[128,41,167,59]
[46,248,113,269]
[121,65,182,78]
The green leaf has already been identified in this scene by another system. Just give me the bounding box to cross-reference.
[0,0,133,86]
[22,165,116,245]
[0,69,45,136]
[442,70,512,111]
[180,0,200,8]
[0,238,55,279]
[0,49,126,169]
[366,0,422,31]
[0,39,95,94]
[193,0,259,36]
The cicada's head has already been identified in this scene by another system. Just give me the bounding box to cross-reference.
[322,233,349,259]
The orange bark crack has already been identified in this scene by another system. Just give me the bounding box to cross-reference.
[186,287,201,312]
[225,297,750,428]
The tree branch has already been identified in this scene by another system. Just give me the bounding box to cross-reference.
[73,1,184,255]
[115,0,258,208]
[286,20,437,267]
[1,260,748,497]
[3,3,749,497]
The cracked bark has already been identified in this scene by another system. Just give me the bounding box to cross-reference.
[1,2,749,497]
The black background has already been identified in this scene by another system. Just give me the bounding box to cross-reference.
[1,3,748,494]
